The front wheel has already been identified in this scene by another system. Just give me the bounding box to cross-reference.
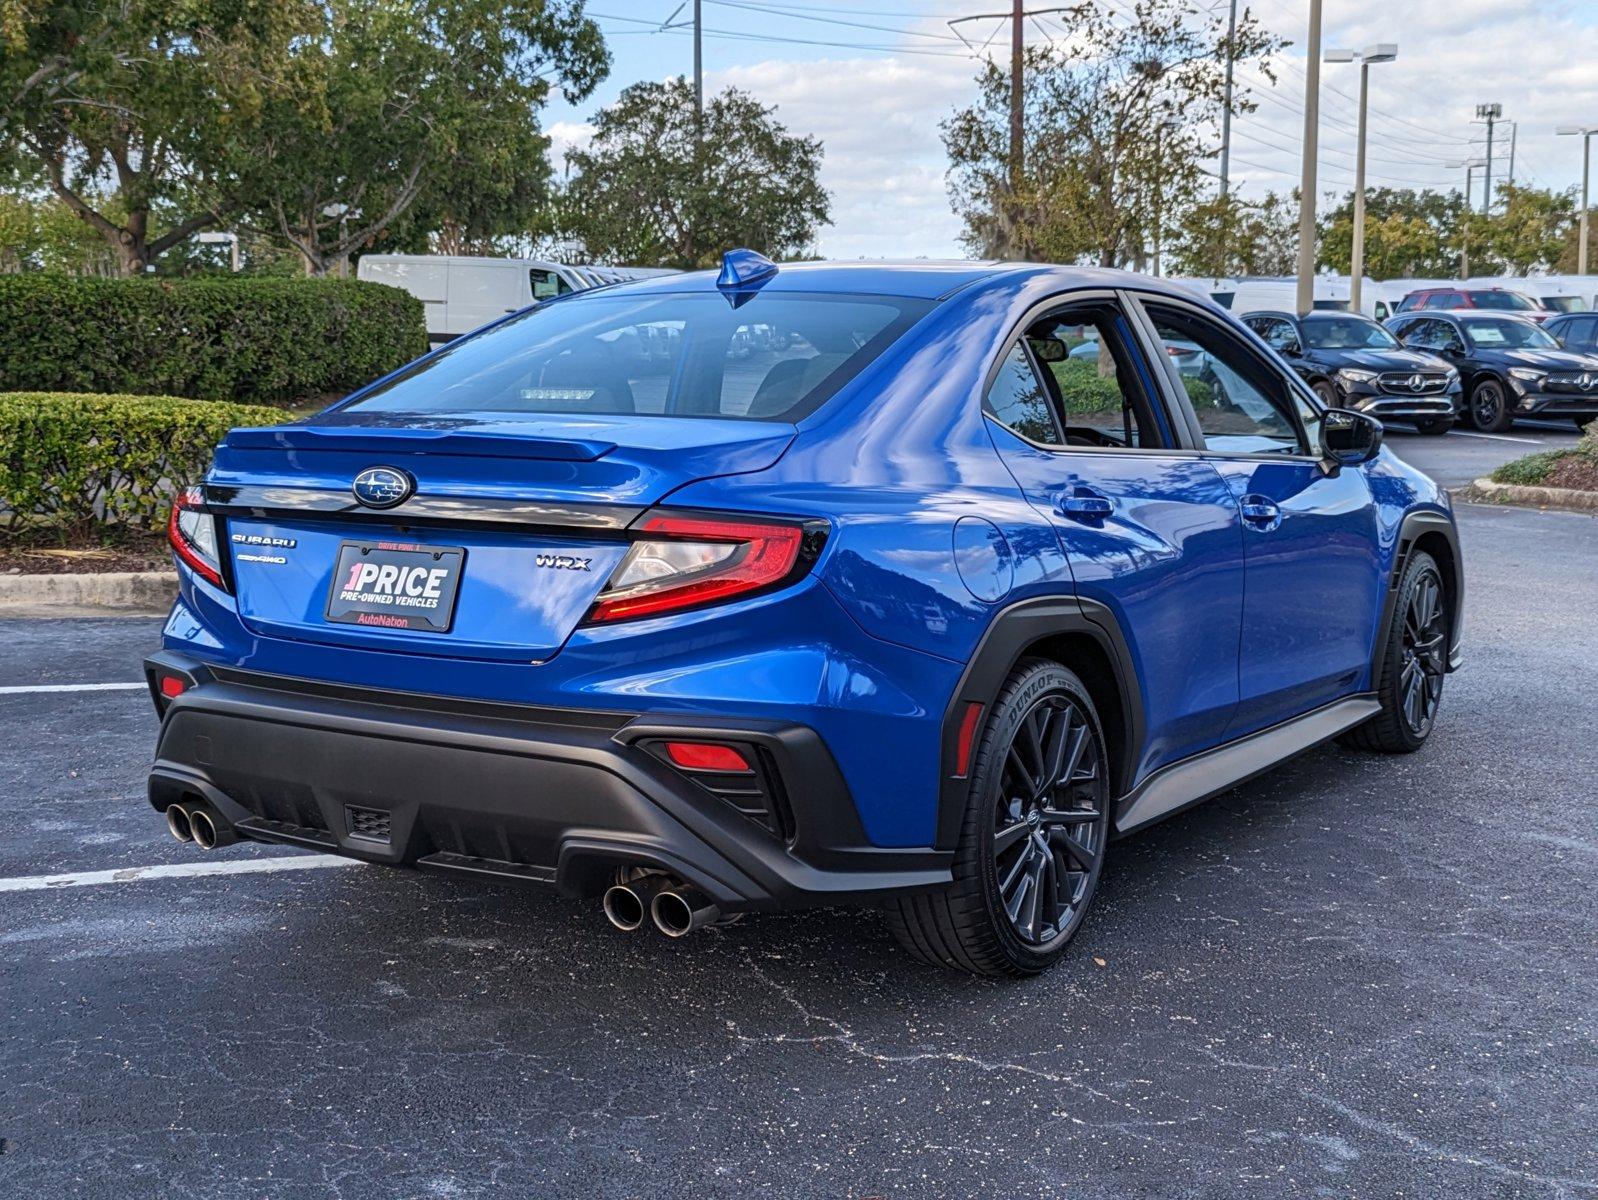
[885,660,1112,976]
[1341,550,1448,754]
[1312,381,1339,407]
[1469,380,1514,432]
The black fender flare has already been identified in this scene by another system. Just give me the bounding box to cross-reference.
[934,596,1145,850]
[1371,509,1465,685]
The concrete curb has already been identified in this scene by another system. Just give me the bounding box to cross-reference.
[0,570,177,615]
[1469,476,1598,513]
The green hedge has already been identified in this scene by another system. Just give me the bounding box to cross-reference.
[0,275,427,405]
[0,392,291,533]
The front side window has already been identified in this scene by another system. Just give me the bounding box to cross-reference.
[1461,317,1558,351]
[1255,318,1301,354]
[1146,305,1307,456]
[343,292,934,422]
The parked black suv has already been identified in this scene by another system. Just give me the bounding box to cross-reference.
[1243,310,1460,434]
[1386,311,1598,432]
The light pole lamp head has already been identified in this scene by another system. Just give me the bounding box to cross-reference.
[1556,126,1594,137]
[1324,48,1355,63]
[1476,103,1502,120]
[1362,43,1398,63]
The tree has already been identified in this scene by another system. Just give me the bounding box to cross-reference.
[942,0,1280,265]
[1475,185,1576,275]
[562,77,830,268]
[1316,187,1468,279]
[240,0,608,276]
[0,0,310,274]
[1169,191,1297,277]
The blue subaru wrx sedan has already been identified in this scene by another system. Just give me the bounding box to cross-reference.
[148,252,1462,976]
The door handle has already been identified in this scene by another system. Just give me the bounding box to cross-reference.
[1239,496,1281,530]
[1057,491,1115,521]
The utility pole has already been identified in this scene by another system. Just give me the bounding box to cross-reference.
[1476,103,1502,214]
[1449,159,1485,278]
[947,5,1072,254]
[1558,126,1595,275]
[1507,121,1517,189]
[1220,0,1238,198]
[1294,0,1323,316]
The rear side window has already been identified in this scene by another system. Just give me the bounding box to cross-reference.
[984,343,1059,444]
[345,292,934,422]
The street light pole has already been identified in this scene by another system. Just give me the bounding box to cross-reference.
[1294,0,1323,316]
[1219,0,1238,198]
[1557,126,1595,276]
[1326,44,1397,315]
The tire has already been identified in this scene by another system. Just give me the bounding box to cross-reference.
[885,659,1112,976]
[1576,416,1597,434]
[1468,379,1514,432]
[1415,417,1453,435]
[1340,550,1448,755]
[1312,381,1339,407]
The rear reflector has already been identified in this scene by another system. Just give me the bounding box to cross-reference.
[663,741,751,772]
[159,676,188,699]
[954,701,983,777]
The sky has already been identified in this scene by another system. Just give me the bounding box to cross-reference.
[544,0,1598,261]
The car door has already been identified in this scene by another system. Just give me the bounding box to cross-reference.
[1134,295,1387,739]
[981,293,1246,778]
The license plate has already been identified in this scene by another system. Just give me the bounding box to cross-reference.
[326,541,465,633]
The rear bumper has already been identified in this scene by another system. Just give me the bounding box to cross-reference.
[144,652,951,911]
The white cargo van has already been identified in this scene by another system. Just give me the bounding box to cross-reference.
[356,255,676,343]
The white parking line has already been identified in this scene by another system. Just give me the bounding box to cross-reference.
[0,855,361,894]
[0,682,146,695]
[1451,431,1542,444]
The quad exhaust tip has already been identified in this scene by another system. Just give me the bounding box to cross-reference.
[165,804,193,844]
[601,883,647,932]
[190,806,219,851]
[650,887,720,938]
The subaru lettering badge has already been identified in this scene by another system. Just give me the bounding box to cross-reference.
[352,466,414,509]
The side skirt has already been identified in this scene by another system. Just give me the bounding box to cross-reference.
[1113,694,1380,835]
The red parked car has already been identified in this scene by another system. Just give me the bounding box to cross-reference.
[1395,287,1554,322]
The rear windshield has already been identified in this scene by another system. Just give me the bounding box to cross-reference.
[1469,290,1539,311]
[344,291,935,422]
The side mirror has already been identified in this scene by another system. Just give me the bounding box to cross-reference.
[1283,340,1303,357]
[1321,408,1383,467]
[1029,336,1068,363]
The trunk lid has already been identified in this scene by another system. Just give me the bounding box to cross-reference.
[208,412,793,663]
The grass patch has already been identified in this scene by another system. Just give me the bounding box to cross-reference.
[1490,426,1598,491]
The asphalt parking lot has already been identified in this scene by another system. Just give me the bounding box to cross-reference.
[2,432,1595,1199]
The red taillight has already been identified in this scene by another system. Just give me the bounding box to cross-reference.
[159,676,187,699]
[167,487,225,588]
[587,513,813,624]
[663,741,751,772]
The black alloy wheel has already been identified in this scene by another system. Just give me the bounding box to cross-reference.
[1341,550,1448,755]
[1397,565,1447,738]
[885,660,1112,976]
[1470,379,1513,432]
[991,694,1106,946]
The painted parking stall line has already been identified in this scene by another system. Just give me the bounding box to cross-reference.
[1451,431,1542,445]
[0,681,146,695]
[0,855,361,894]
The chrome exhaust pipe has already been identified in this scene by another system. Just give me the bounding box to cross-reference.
[650,886,720,938]
[187,804,240,851]
[601,883,647,932]
[164,804,193,844]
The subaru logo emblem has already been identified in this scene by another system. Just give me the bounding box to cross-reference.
[352,467,413,509]
[1408,374,1425,393]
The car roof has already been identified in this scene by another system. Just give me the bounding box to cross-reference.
[586,259,1217,303]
